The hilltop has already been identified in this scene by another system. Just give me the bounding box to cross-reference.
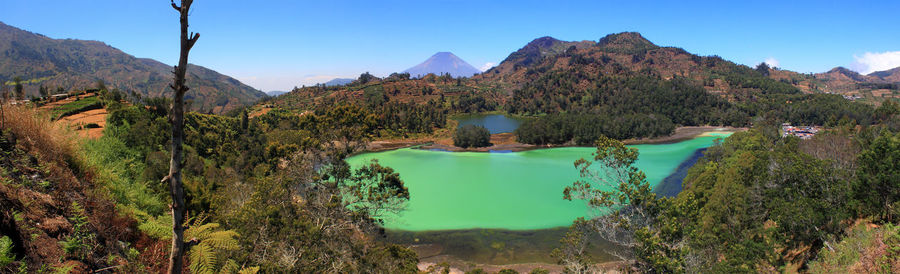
[324,78,354,86]
[478,32,799,95]
[0,22,266,113]
[868,67,900,82]
[403,52,482,78]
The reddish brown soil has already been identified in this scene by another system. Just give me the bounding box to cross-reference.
[58,108,108,139]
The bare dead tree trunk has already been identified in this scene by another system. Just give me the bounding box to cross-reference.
[165,1,199,273]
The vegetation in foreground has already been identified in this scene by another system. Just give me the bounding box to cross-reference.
[557,101,900,273]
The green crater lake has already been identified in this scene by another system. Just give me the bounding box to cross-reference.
[347,132,730,232]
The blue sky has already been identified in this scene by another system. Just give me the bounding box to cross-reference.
[3,0,899,91]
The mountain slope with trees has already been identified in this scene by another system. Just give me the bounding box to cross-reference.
[264,32,879,146]
[558,101,900,272]
[0,22,266,113]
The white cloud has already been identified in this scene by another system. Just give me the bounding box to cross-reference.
[764,57,780,69]
[851,51,900,74]
[479,62,496,72]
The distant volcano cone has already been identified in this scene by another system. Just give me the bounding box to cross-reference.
[403,52,481,78]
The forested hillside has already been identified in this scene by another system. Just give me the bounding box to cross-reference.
[557,101,900,272]
[267,33,878,147]
[0,22,266,113]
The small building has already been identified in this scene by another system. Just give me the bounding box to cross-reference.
[51,94,69,101]
[782,123,822,140]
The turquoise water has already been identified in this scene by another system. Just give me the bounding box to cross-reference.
[347,133,730,231]
[454,114,524,134]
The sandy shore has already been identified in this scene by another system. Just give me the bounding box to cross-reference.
[368,126,746,153]
[621,126,745,145]
[416,255,625,274]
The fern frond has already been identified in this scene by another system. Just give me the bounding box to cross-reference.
[220,259,240,274]
[138,215,172,239]
[237,266,260,274]
[185,222,220,240]
[188,244,216,274]
[201,230,239,251]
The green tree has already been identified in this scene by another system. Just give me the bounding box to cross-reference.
[855,131,900,222]
[39,85,49,98]
[95,79,108,92]
[13,77,23,100]
[453,125,491,148]
[240,109,249,131]
[677,130,855,271]
[756,62,771,76]
[561,135,687,273]
[222,151,417,272]
[357,72,378,85]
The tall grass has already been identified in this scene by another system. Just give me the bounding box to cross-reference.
[1,104,81,176]
[2,104,169,236]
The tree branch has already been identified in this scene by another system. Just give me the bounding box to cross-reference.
[184,238,201,251]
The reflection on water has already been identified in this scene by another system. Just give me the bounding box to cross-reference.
[386,227,620,265]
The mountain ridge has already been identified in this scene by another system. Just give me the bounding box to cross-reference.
[868,67,900,82]
[0,21,265,113]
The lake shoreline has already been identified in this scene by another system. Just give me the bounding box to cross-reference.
[387,227,624,273]
[365,126,745,153]
[416,256,626,273]
[357,130,737,270]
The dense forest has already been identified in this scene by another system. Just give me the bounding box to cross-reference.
[558,101,900,272]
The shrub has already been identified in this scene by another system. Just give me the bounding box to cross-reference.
[809,223,900,273]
